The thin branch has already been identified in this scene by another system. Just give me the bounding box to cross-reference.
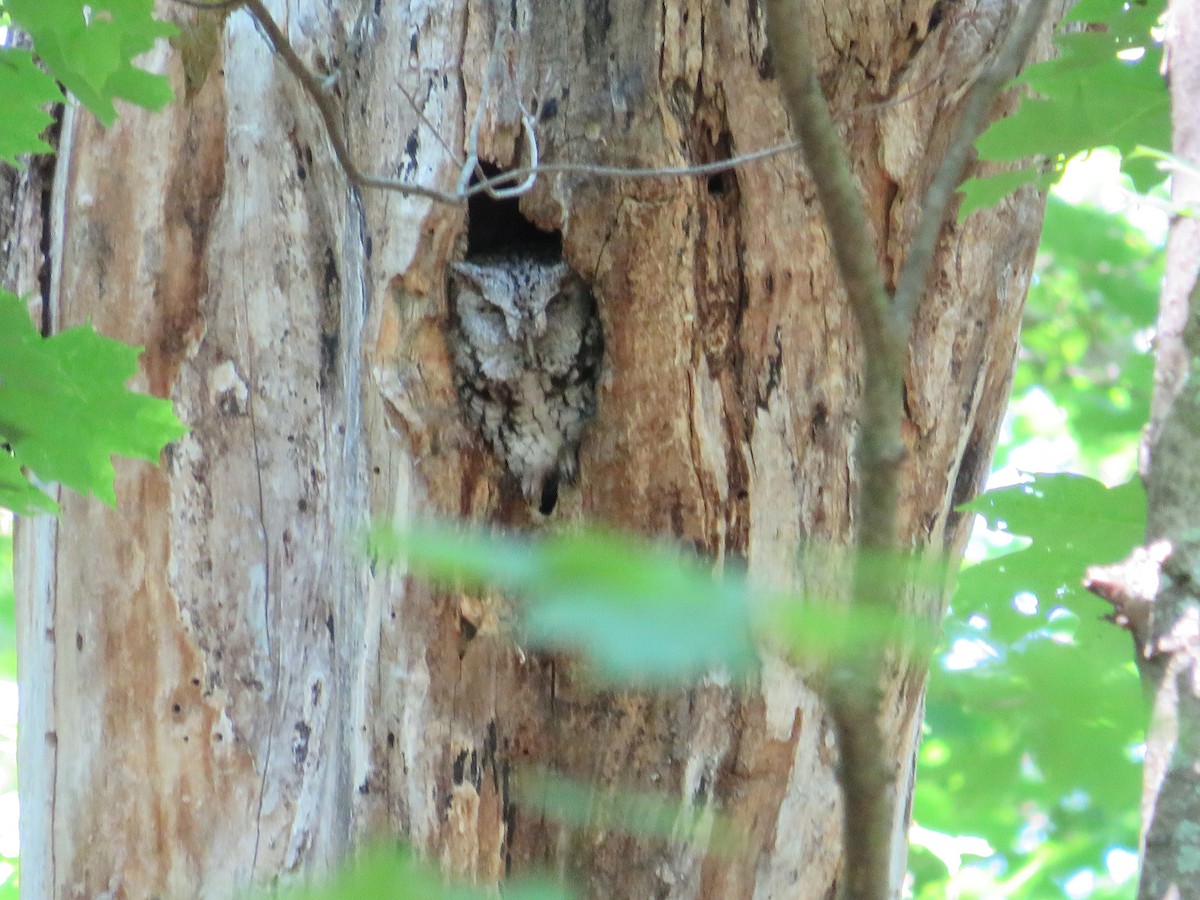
[395,79,465,170]
[458,142,806,196]
[762,8,898,897]
[892,0,1054,330]
[762,2,1053,899]
[172,0,968,208]
[456,23,506,196]
[762,0,903,565]
[242,0,469,202]
[482,104,540,199]
[176,0,463,202]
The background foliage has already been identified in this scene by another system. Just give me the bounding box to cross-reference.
[961,0,1167,215]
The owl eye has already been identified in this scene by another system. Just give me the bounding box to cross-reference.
[475,304,506,327]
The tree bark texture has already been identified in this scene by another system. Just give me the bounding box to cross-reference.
[1137,3,1200,898]
[8,0,1054,896]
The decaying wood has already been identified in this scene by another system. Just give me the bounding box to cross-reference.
[8,0,1059,896]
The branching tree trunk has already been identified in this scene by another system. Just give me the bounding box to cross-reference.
[8,0,1061,896]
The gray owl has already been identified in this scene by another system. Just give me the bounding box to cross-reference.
[447,254,603,514]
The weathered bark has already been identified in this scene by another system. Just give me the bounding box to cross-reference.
[8,0,1056,897]
[1135,3,1200,897]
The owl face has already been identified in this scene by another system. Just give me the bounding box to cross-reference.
[448,257,591,378]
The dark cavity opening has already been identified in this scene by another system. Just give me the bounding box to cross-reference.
[705,131,737,197]
[466,162,562,258]
[707,172,733,196]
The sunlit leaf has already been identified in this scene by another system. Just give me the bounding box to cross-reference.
[0,48,63,165]
[963,0,1168,212]
[4,0,175,126]
[0,290,188,512]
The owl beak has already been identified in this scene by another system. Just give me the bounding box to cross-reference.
[527,312,546,360]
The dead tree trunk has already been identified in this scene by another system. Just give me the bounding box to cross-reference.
[8,0,1056,896]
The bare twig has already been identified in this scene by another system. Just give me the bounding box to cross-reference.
[466,104,540,201]
[456,143,806,196]
[395,79,465,170]
[456,23,506,197]
[176,0,463,202]
[173,0,967,208]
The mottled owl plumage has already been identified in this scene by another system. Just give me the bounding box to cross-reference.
[447,254,603,514]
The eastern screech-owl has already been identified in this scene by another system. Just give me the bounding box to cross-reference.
[447,254,603,515]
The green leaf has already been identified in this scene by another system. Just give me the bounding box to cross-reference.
[957,167,1050,221]
[977,40,1169,191]
[916,473,1146,892]
[0,450,59,515]
[246,845,573,900]
[517,770,742,852]
[371,524,759,683]
[375,524,943,683]
[960,474,1143,567]
[4,0,176,125]
[964,0,1169,211]
[0,289,188,512]
[955,476,1144,644]
[0,48,64,165]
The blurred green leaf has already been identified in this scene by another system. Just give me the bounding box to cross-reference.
[249,845,572,900]
[373,525,946,684]
[1002,196,1161,477]
[371,524,759,683]
[518,770,742,853]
